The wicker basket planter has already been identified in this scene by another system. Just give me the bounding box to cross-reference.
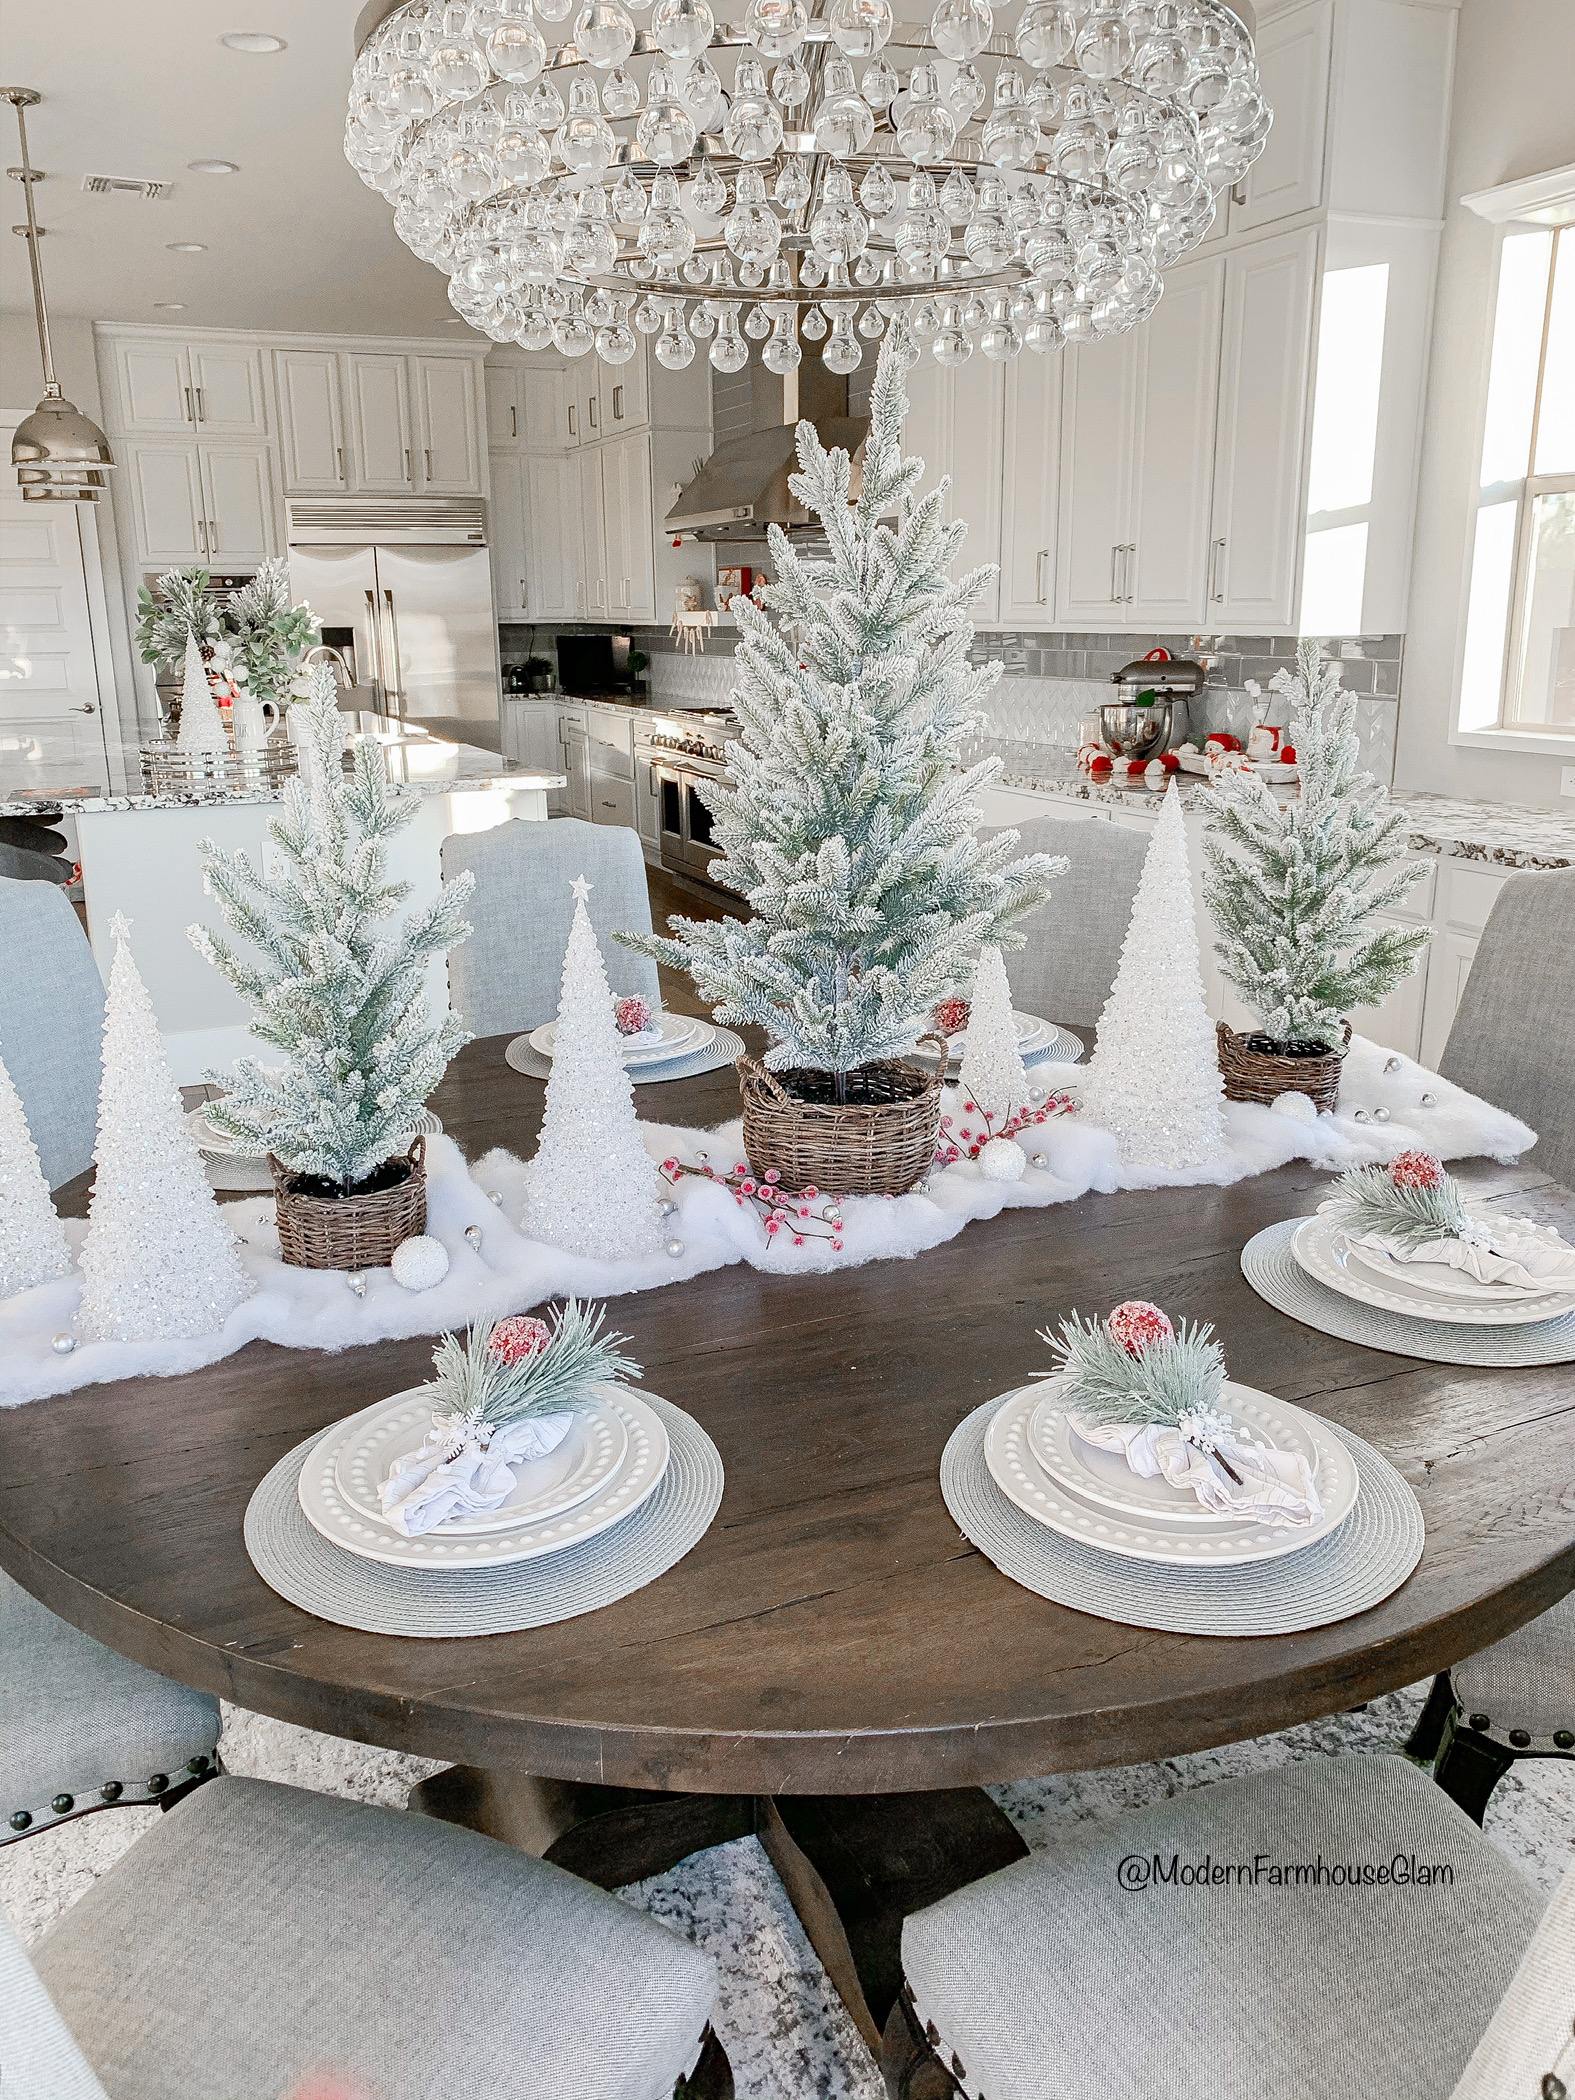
[737,1043,945,1198]
[270,1135,427,1270]
[1216,1020,1351,1113]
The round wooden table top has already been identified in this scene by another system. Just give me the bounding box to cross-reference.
[4,1036,1573,1796]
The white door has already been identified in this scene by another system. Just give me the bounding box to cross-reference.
[577,446,608,614]
[600,348,649,436]
[1209,226,1320,631]
[276,350,347,490]
[1128,255,1224,625]
[1057,328,1139,623]
[999,354,1062,622]
[112,340,193,432]
[347,354,414,491]
[485,363,524,447]
[200,445,277,566]
[187,345,267,435]
[0,434,111,783]
[124,439,207,564]
[607,433,656,620]
[414,357,480,491]
[489,449,528,618]
[523,364,567,450]
[526,452,579,618]
[1232,0,1332,234]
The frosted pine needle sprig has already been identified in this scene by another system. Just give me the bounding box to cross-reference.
[1037,1309,1228,1432]
[422,1300,640,1432]
[1322,1156,1470,1251]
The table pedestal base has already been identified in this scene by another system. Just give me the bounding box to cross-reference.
[409,1768,1028,2063]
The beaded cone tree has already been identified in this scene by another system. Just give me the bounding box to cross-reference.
[1080,783,1227,1173]
[0,1049,72,1300]
[620,331,1062,1094]
[958,944,1030,1121]
[520,880,664,1262]
[77,917,254,1343]
[176,630,230,757]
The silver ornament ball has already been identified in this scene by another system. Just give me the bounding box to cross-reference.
[346,1271,368,1297]
[1384,1055,1403,1073]
[659,1199,679,1218]
[1372,1106,1391,1123]
[51,1332,77,1356]
[1029,1152,1048,1169]
[1420,1092,1437,1107]
[665,1238,685,1258]
[488,1189,505,1206]
[464,1223,483,1250]
[1352,1108,1371,1124]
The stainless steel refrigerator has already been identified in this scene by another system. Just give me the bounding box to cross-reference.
[286,499,500,742]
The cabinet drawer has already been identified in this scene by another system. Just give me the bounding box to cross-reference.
[1437,860,1512,936]
[590,779,636,828]
[587,709,634,775]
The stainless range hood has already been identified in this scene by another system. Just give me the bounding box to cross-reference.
[665,360,868,543]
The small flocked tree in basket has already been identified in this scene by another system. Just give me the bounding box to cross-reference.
[620,331,1062,1196]
[189,665,474,1267]
[1201,640,1429,1109]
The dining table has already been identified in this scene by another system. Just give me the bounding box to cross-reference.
[4,1030,1574,2065]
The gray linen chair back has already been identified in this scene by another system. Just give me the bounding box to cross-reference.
[1439,867,1575,1187]
[0,876,104,1191]
[441,818,661,1037]
[981,816,1148,1028]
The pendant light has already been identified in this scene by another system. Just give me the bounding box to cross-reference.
[4,88,117,502]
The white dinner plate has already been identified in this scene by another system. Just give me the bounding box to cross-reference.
[983,1384,1358,1566]
[1340,1222,1570,1303]
[1029,1375,1328,1525]
[330,1387,630,1538]
[298,1383,670,1569]
[1291,1215,1575,1327]
[529,1012,707,1066]
[188,1103,442,1158]
[946,1011,1052,1056]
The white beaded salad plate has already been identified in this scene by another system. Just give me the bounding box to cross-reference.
[1028,1375,1331,1526]
[329,1388,630,1538]
[1339,1221,1571,1303]
[529,1011,708,1065]
[1291,1215,1575,1326]
[984,1385,1358,1566]
[298,1384,669,1569]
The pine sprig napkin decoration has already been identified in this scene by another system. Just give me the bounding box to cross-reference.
[1321,1151,1471,1252]
[423,1301,640,1434]
[1039,1300,1233,1463]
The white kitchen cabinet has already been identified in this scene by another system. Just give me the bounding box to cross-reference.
[112,341,191,432]
[414,356,480,491]
[186,344,268,435]
[489,449,529,619]
[1208,226,1320,632]
[525,452,580,618]
[347,353,415,492]
[523,366,567,450]
[1056,327,1137,624]
[556,705,591,818]
[576,446,608,614]
[201,445,277,565]
[587,709,637,828]
[275,350,347,490]
[903,353,1004,621]
[501,696,568,813]
[122,439,275,566]
[110,337,266,436]
[1233,0,1333,233]
[635,749,660,849]
[999,354,1062,622]
[602,433,658,623]
[598,352,649,437]
[486,363,526,447]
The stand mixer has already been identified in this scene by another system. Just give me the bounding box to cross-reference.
[1099,650,1207,760]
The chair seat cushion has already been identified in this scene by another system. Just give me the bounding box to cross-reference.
[1454,1590,1575,1742]
[2,1571,220,1839]
[901,1755,1544,2100]
[35,1776,716,2100]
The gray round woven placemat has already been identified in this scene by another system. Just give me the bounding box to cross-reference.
[1243,1219,1575,1367]
[244,1394,722,1637]
[504,1026,745,1086]
[940,1397,1423,1635]
[1023,1027,1085,1069]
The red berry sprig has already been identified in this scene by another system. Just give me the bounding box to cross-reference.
[1388,1149,1444,1192]
[934,1091,1074,1168]
[614,994,653,1037]
[1106,1300,1174,1355]
[660,1158,846,1252]
[932,995,972,1036]
[488,1314,552,1364]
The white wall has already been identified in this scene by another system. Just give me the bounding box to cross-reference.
[1397,0,1575,808]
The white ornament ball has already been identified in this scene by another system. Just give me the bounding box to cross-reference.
[666,1239,685,1258]
[1269,1090,1318,1125]
[977,1136,1028,1183]
[346,1271,368,1297]
[390,1234,451,1292]
[52,1332,78,1356]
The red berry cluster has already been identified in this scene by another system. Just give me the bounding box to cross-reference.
[488,1315,552,1364]
[614,995,653,1037]
[1106,1300,1175,1355]
[932,995,972,1036]
[935,1092,1074,1168]
[661,1158,845,1252]
[1389,1149,1444,1192]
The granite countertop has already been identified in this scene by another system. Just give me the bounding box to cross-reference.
[983,739,1575,871]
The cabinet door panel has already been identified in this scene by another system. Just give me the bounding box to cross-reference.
[904,358,1004,619]
[613,435,656,622]
[201,446,276,565]
[1210,227,1318,631]
[415,357,480,491]
[126,442,206,563]
[188,345,267,434]
[489,450,528,618]
[522,365,566,450]
[113,343,193,432]
[525,452,580,618]
[347,354,413,490]
[601,348,649,435]
[485,364,523,446]
[577,447,608,614]
[1056,331,1138,623]
[1000,355,1062,622]
[1233,0,1332,232]
[1129,255,1223,625]
[276,351,346,490]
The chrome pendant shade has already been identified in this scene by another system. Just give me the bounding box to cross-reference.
[347,0,1269,375]
[4,87,117,501]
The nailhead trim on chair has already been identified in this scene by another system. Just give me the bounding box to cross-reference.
[3,1758,214,1846]
[908,1985,988,2100]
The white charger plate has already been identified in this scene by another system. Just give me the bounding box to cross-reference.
[529,1012,708,1066]
[946,1011,1052,1056]
[330,1388,630,1538]
[1029,1375,1330,1526]
[1292,1215,1575,1326]
[984,1385,1358,1566]
[298,1384,669,1569]
[1340,1220,1572,1303]
[188,1103,442,1158]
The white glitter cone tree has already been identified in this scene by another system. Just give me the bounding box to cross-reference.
[77,916,254,1342]
[957,944,1029,1121]
[0,1050,72,1299]
[1080,784,1227,1172]
[176,631,229,757]
[519,880,663,1262]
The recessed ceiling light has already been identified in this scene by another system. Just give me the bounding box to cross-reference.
[188,158,240,176]
[166,241,208,253]
[153,301,187,310]
[220,31,287,52]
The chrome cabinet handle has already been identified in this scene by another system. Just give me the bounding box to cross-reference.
[509,404,518,438]
[1209,536,1227,603]
[404,448,412,482]
[1035,549,1049,604]
[589,397,599,429]
[568,404,577,438]
[1111,544,1121,601]
[612,385,624,420]
[424,448,433,479]
[194,387,206,422]
[336,445,346,481]
[184,385,196,423]
[1122,544,1136,603]
[209,519,221,552]
[199,516,210,555]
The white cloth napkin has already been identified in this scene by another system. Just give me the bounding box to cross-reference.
[1349,1216,1575,1292]
[619,1022,664,1047]
[379,1411,575,1537]
[1073,1419,1324,1529]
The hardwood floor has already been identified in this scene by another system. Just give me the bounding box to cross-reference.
[645,861,746,1021]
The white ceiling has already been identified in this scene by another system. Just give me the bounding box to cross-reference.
[0,1,481,338]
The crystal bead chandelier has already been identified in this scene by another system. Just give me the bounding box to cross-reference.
[347,0,1269,374]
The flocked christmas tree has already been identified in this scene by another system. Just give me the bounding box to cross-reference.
[520,878,663,1261]
[77,916,254,1343]
[189,664,474,1189]
[621,332,1062,1093]
[0,1050,72,1299]
[1202,640,1428,1052]
[176,630,230,757]
[1080,782,1227,1172]
[957,945,1030,1120]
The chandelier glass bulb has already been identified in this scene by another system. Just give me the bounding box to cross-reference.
[349,0,1270,371]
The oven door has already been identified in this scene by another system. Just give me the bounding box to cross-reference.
[682,773,724,881]
[653,764,688,874]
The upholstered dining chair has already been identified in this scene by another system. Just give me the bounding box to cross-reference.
[441,817,662,1038]
[0,874,104,1190]
[1439,866,1575,1188]
[1404,1591,1575,1823]
[2,1568,221,1846]
[3,1774,731,2100]
[881,1755,1569,2100]
[979,817,1147,1029]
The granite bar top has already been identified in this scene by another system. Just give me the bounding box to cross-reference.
[981,739,1575,871]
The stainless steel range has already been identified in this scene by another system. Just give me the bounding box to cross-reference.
[634,718,739,891]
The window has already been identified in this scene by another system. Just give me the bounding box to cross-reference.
[1458,227,1575,736]
[1300,264,1390,636]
